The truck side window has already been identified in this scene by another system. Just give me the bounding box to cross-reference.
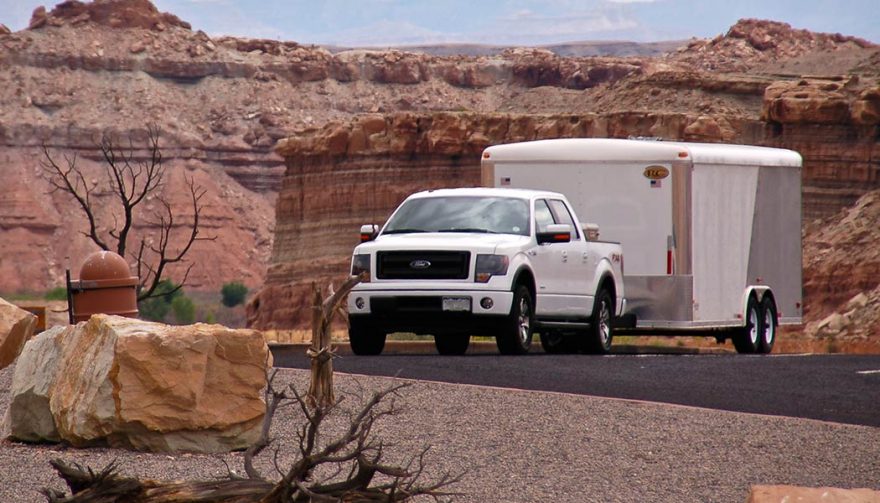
[548,199,580,239]
[534,199,555,233]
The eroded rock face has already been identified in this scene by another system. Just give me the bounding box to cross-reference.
[6,315,270,452]
[0,297,37,370]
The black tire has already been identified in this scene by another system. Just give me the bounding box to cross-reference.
[540,330,578,354]
[348,319,386,356]
[758,296,777,354]
[732,296,761,354]
[496,284,534,355]
[581,289,614,354]
[435,334,471,355]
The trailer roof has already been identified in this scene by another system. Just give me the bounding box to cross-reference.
[483,138,802,167]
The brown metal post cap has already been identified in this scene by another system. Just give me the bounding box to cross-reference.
[79,250,135,281]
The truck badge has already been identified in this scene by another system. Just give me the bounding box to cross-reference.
[410,259,431,269]
[643,165,670,180]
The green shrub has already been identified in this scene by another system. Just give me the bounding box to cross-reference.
[221,281,248,308]
[171,295,196,325]
[44,287,68,301]
[138,280,182,322]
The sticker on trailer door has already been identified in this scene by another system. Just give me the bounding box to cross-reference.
[643,165,670,180]
[644,165,669,188]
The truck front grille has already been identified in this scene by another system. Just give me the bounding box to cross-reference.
[376,251,471,280]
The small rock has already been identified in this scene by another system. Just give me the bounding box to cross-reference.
[846,292,869,310]
[817,312,847,332]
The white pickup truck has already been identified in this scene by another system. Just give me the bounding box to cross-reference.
[346,187,626,355]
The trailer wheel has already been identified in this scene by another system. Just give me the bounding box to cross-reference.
[581,289,614,354]
[758,296,777,354]
[732,296,761,354]
[497,284,534,355]
[435,334,471,355]
[540,330,578,354]
[348,320,387,356]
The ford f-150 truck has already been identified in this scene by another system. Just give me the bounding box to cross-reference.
[346,187,625,355]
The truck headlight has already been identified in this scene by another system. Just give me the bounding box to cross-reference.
[475,254,509,283]
[351,254,371,282]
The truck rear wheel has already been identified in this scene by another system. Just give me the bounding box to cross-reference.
[348,320,386,356]
[540,330,578,354]
[435,334,470,355]
[732,296,761,354]
[496,285,534,355]
[758,296,777,354]
[581,289,614,354]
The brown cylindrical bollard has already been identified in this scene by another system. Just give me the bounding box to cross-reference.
[69,251,139,322]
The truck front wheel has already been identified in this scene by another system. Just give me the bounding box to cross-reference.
[496,285,534,355]
[348,319,387,356]
[581,289,614,354]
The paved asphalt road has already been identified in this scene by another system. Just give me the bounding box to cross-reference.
[272,344,880,427]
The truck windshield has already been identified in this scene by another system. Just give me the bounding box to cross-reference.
[383,196,530,236]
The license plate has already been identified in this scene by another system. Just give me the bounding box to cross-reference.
[442,297,471,312]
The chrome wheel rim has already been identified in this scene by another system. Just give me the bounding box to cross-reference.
[748,306,759,345]
[763,307,775,345]
[518,297,531,345]
[599,299,611,346]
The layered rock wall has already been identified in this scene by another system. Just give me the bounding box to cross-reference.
[252,102,879,328]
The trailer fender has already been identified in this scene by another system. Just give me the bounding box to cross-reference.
[738,286,772,326]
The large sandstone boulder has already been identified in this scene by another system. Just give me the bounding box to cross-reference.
[4,315,271,452]
[747,485,880,503]
[2,326,68,442]
[0,297,37,370]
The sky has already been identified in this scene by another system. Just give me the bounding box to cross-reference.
[1,0,877,47]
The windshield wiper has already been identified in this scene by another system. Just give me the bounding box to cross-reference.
[437,228,497,234]
[382,228,427,235]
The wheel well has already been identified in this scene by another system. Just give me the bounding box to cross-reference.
[599,275,616,309]
[513,268,536,300]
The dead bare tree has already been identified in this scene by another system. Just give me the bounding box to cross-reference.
[308,274,364,409]
[40,126,213,301]
[44,376,463,502]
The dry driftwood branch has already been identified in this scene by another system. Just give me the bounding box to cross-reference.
[307,274,365,409]
[44,379,462,502]
[40,126,214,302]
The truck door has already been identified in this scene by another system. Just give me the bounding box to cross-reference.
[530,199,586,317]
[548,198,594,314]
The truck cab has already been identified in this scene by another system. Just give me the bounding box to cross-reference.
[347,187,625,356]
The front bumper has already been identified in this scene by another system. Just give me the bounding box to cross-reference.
[347,289,514,336]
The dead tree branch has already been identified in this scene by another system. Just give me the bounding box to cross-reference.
[44,380,463,502]
[308,273,365,409]
[40,126,214,301]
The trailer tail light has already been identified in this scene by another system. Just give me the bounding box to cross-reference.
[666,249,674,275]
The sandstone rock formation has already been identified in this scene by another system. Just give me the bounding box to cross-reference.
[0,297,37,370]
[5,315,270,452]
[1,1,878,342]
[747,485,880,503]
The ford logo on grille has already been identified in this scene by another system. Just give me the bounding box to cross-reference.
[409,259,431,269]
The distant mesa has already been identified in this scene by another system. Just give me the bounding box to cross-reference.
[28,0,191,31]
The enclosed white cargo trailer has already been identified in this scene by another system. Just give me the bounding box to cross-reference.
[481,138,802,353]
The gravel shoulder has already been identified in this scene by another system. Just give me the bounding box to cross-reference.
[1,365,878,502]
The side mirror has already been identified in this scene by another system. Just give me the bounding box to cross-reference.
[537,223,572,244]
[582,222,600,241]
[359,224,380,242]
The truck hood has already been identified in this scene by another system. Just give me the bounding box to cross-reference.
[356,232,530,254]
